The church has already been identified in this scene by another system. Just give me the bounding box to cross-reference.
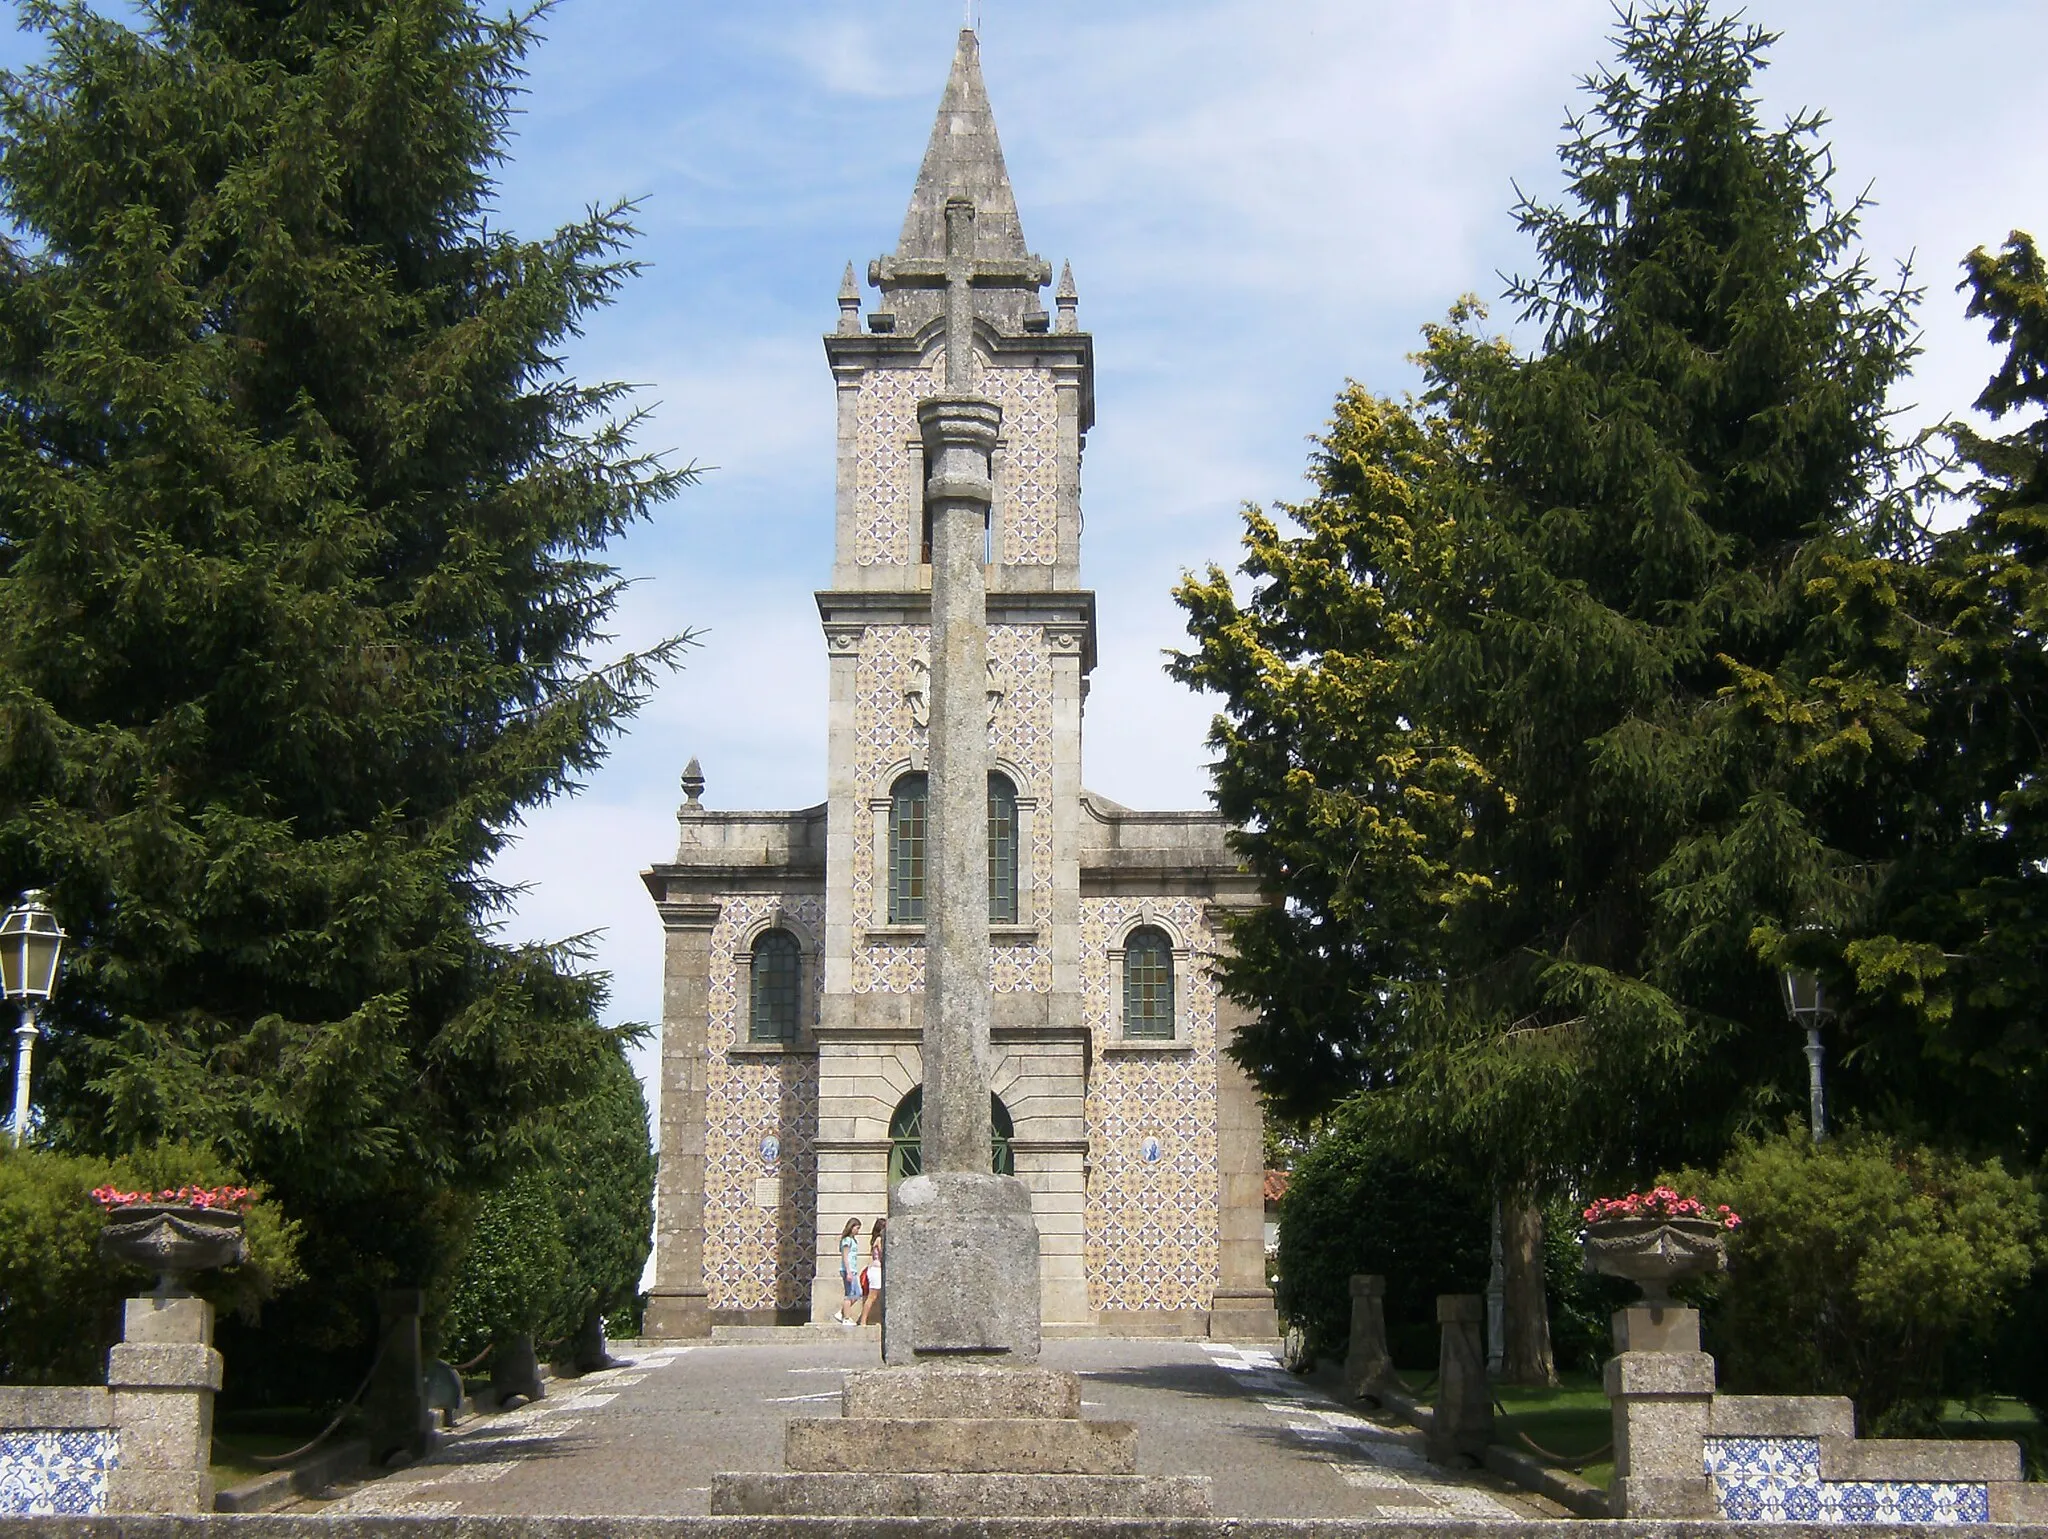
[640,31,1278,1341]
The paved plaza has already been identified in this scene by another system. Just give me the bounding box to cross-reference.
[304,1339,1569,1522]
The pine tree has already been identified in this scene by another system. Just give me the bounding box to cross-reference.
[1839,234,2048,1160]
[0,0,689,1369]
[1174,2,1917,1379]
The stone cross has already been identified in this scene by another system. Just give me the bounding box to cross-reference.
[885,194,1042,1364]
[918,194,996,1176]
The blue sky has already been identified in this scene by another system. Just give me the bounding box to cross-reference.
[11,2,2046,1106]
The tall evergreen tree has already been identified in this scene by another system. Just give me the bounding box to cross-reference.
[1174,2,1917,1377]
[1839,233,2048,1162]
[0,0,689,1362]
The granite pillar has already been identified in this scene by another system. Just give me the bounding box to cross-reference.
[1343,1274,1393,1399]
[1426,1293,1492,1466]
[883,194,1041,1365]
[1209,983,1279,1340]
[646,896,720,1338]
[1605,1304,1717,1518]
[362,1288,433,1464]
[104,1295,222,1514]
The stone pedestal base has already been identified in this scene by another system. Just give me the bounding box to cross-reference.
[105,1296,223,1514]
[883,1170,1041,1364]
[1208,1287,1280,1341]
[710,1357,1212,1517]
[642,1286,710,1340]
[1606,1305,1716,1518]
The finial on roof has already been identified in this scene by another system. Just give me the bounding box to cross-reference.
[836,262,861,335]
[680,757,705,812]
[1055,261,1078,333]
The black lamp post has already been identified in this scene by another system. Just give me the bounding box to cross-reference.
[1,891,67,1147]
[1778,966,1831,1143]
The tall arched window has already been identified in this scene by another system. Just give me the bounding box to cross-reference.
[750,929,802,1043]
[888,773,928,924]
[988,772,1019,924]
[887,1086,1016,1185]
[1123,926,1175,1040]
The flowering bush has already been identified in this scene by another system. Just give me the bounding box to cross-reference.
[1585,1186,1741,1229]
[91,1184,254,1211]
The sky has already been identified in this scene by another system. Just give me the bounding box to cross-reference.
[12,1,2044,1109]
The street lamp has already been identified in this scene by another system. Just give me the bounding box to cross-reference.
[1,891,67,1147]
[1778,965,1831,1143]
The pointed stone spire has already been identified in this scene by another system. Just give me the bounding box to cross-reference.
[837,261,861,335]
[894,30,1029,264]
[1054,261,1078,333]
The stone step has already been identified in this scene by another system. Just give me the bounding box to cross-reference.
[710,1471,1213,1518]
[842,1363,1080,1420]
[786,1415,1137,1475]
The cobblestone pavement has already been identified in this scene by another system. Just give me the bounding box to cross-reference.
[304,1337,1571,1521]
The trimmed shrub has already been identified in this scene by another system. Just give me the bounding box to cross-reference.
[1275,1107,1489,1365]
[441,1041,653,1360]
[1673,1130,2045,1434]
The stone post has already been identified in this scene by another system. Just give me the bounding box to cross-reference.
[646,895,720,1338]
[1426,1293,1492,1466]
[1605,1304,1716,1518]
[1342,1274,1392,1400]
[362,1288,434,1465]
[104,1295,222,1513]
[884,194,1042,1365]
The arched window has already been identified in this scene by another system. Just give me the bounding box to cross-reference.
[888,773,928,924]
[988,772,1019,924]
[1123,926,1175,1040]
[887,1086,1016,1185]
[750,929,802,1043]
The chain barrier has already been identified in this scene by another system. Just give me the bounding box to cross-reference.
[210,1335,388,1469]
[1491,1396,1613,1469]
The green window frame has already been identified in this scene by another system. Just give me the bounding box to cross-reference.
[988,772,1019,924]
[749,928,802,1043]
[888,773,928,924]
[887,1086,1016,1185]
[1122,926,1175,1040]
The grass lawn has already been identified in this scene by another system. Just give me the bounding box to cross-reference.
[208,1408,338,1488]
[1386,1369,2041,1493]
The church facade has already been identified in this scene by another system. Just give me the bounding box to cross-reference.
[640,32,1278,1341]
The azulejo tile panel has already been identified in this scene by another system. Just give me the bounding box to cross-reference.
[702,894,824,1312]
[1703,1437,1991,1524]
[0,1430,116,1517]
[984,364,1058,566]
[850,363,930,567]
[1080,897,1222,1313]
[850,621,1054,994]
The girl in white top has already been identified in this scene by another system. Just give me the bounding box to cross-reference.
[835,1217,863,1326]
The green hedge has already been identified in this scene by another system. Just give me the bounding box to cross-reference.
[0,1143,300,1383]
[1275,1107,1489,1364]
[1673,1129,2045,1434]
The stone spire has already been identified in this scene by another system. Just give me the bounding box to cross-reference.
[893,30,1029,265]
[868,30,1051,339]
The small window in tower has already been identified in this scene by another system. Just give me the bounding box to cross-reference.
[889,772,929,924]
[988,772,1019,923]
[1123,926,1175,1040]
[750,929,802,1043]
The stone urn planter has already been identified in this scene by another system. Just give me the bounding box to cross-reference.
[1583,1214,1727,1304]
[99,1204,248,1294]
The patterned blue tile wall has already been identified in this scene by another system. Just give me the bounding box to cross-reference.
[0,1430,117,1516]
[1706,1436,1991,1524]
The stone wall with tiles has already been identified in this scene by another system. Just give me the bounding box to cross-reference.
[0,1388,115,1518]
[700,894,826,1316]
[846,354,1061,571]
[1080,896,1222,1314]
[847,619,1056,999]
